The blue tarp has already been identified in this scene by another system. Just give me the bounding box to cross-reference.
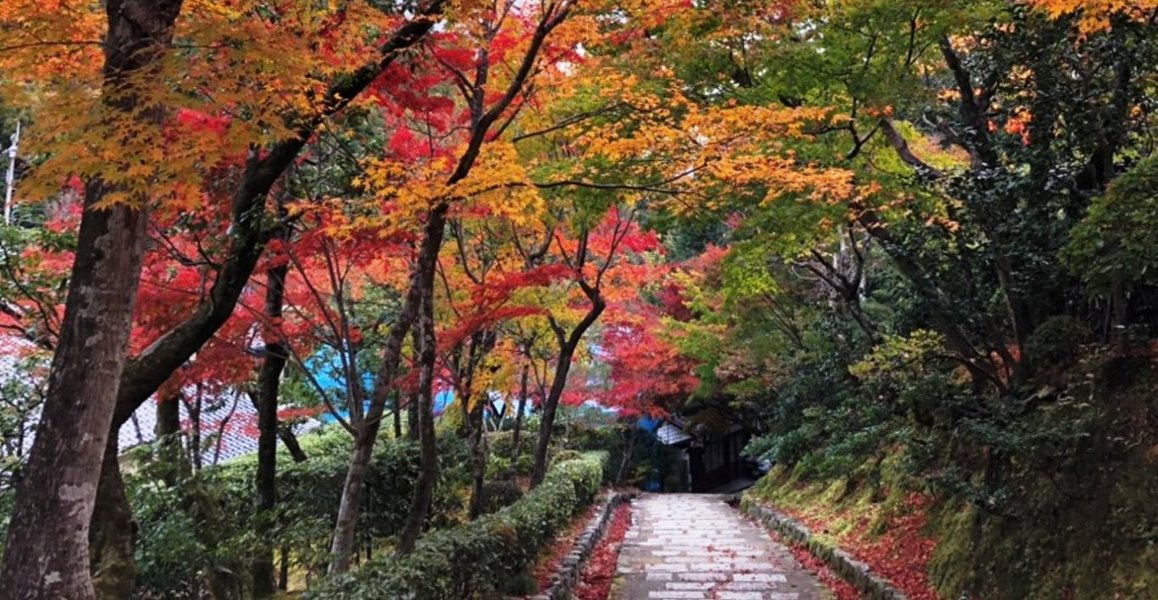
[637,416,661,432]
[307,349,454,422]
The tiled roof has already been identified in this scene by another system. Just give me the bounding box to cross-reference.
[2,334,322,466]
[655,420,695,446]
[119,389,257,465]
[122,389,324,465]
[0,336,44,463]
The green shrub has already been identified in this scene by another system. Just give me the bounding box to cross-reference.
[486,428,555,478]
[1024,315,1093,368]
[487,430,516,458]
[478,480,523,515]
[1064,155,1158,297]
[306,451,608,599]
[130,428,470,597]
[552,448,583,464]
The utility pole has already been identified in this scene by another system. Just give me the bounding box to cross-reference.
[4,121,20,225]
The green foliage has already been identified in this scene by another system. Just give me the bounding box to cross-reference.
[476,480,523,515]
[306,452,608,599]
[484,427,547,480]
[750,352,1158,600]
[0,351,49,553]
[924,356,1158,600]
[0,353,46,490]
[131,470,254,598]
[1064,155,1158,298]
[1023,316,1093,369]
[129,428,470,598]
[850,330,948,383]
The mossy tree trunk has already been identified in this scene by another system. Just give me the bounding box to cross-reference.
[0,3,183,596]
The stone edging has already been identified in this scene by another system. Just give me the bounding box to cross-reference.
[532,490,635,600]
[737,497,908,600]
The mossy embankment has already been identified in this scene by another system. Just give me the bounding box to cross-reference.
[748,355,1158,600]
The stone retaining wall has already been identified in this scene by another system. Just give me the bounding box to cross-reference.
[532,491,634,600]
[738,497,908,600]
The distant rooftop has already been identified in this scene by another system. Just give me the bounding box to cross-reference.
[1,334,323,467]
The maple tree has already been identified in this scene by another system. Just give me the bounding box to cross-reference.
[1025,0,1158,32]
[322,0,585,567]
[523,206,654,484]
[582,301,699,418]
[434,220,572,518]
[0,0,449,595]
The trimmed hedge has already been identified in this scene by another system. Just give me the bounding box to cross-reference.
[307,451,609,599]
[128,429,471,598]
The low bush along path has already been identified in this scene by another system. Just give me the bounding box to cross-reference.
[613,494,824,600]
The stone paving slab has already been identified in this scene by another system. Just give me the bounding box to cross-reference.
[612,494,824,600]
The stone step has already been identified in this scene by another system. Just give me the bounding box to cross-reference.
[611,494,824,600]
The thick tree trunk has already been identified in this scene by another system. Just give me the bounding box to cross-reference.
[0,199,150,599]
[253,244,289,598]
[0,2,183,596]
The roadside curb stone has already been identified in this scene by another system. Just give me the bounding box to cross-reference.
[738,498,907,600]
[533,490,635,600]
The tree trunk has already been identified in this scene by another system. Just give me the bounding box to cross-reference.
[326,428,378,574]
[189,390,203,472]
[90,437,137,600]
[0,3,183,596]
[0,198,150,599]
[157,391,182,438]
[278,425,308,463]
[155,391,186,487]
[392,391,403,439]
[327,204,449,572]
[531,345,576,486]
[616,425,636,484]
[407,390,420,441]
[531,298,604,486]
[253,243,289,598]
[396,286,439,555]
[509,364,529,467]
[278,546,289,591]
[466,395,487,519]
[994,254,1034,382]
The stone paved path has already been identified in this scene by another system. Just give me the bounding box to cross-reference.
[612,494,824,600]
